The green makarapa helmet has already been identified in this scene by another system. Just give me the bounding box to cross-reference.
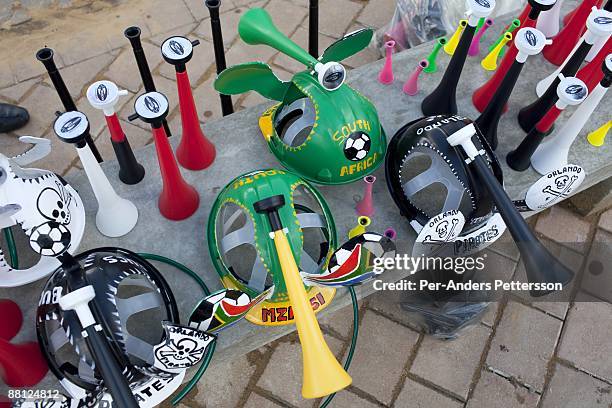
[214,8,386,184]
[208,169,338,326]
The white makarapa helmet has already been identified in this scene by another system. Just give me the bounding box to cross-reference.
[0,137,85,287]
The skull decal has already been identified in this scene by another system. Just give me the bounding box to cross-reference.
[435,220,449,238]
[555,175,569,189]
[153,322,215,372]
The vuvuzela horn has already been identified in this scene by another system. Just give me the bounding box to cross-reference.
[472,0,556,113]
[238,8,346,91]
[532,54,611,174]
[445,20,468,55]
[446,123,574,297]
[508,76,588,171]
[519,6,612,132]
[422,0,496,116]
[240,8,319,67]
[53,111,138,238]
[254,195,352,399]
[476,28,550,149]
[481,32,512,71]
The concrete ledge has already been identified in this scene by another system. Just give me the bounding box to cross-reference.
[1,3,610,392]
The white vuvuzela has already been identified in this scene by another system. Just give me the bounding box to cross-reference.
[53,110,138,238]
[532,63,610,175]
[76,144,138,237]
[536,0,565,38]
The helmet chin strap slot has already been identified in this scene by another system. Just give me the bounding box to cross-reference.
[300,250,320,275]
[401,147,469,218]
[275,98,316,147]
[296,212,326,229]
[219,211,267,292]
[77,357,97,384]
[48,325,70,351]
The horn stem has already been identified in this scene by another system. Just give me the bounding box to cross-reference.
[205,0,234,116]
[476,58,523,149]
[308,0,319,57]
[58,255,140,408]
[447,124,574,296]
[124,26,173,136]
[518,41,594,132]
[577,37,612,91]
[36,48,102,163]
[476,27,548,149]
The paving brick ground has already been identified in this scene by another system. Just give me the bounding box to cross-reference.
[1,1,611,407]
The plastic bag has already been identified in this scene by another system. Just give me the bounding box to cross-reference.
[399,267,491,339]
[378,0,525,51]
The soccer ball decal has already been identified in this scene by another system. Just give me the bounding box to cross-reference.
[29,221,71,256]
[343,131,371,161]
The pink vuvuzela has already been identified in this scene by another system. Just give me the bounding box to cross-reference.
[403,60,429,96]
[378,41,396,84]
[469,18,494,56]
[384,228,397,240]
[356,175,376,216]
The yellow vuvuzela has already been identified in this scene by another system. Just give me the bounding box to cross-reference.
[444,20,468,55]
[254,195,351,399]
[587,120,611,147]
[349,216,371,239]
[482,32,512,71]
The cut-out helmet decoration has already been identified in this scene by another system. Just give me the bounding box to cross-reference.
[214,8,386,185]
[301,232,396,287]
[208,169,337,326]
[0,137,85,287]
[189,287,273,333]
[36,248,215,407]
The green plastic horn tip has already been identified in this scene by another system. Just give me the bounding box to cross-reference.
[489,18,520,53]
[476,17,486,31]
[424,37,447,74]
[239,8,319,68]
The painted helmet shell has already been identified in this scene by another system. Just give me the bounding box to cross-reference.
[208,169,337,326]
[36,248,183,405]
[385,115,504,245]
[260,72,387,185]
[0,152,85,287]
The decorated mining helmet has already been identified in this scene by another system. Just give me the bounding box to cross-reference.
[0,137,85,287]
[36,248,214,407]
[208,169,337,325]
[385,115,506,255]
[214,8,386,185]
